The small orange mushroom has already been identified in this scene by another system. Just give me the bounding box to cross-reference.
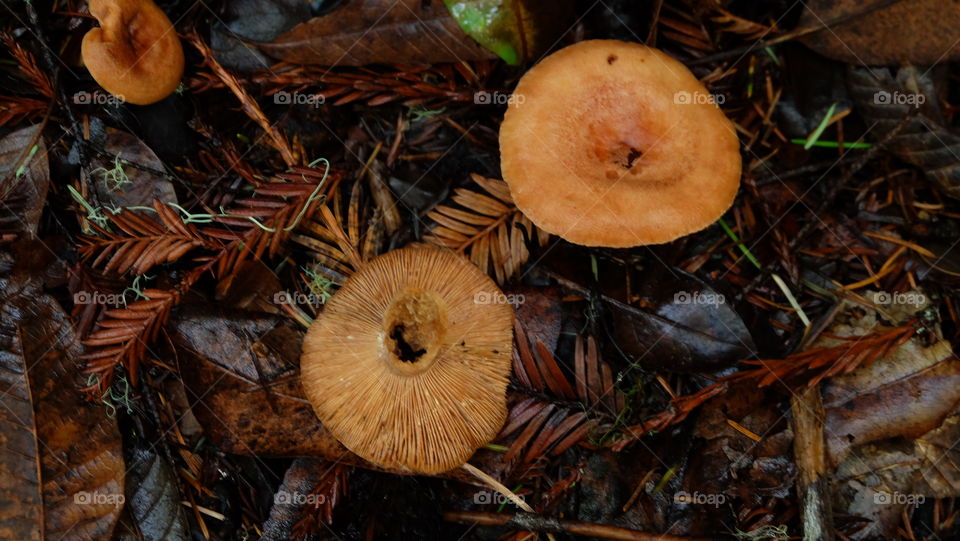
[499,39,742,247]
[300,246,514,474]
[81,0,184,105]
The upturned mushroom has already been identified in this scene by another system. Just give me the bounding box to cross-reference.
[81,0,184,105]
[300,245,514,475]
[499,39,742,247]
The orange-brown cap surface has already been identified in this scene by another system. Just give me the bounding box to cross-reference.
[499,40,741,247]
[81,0,184,105]
[300,246,514,474]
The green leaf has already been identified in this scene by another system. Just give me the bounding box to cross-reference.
[443,0,572,65]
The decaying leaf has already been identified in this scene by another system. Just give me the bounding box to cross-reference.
[0,124,49,240]
[818,291,960,539]
[508,285,563,353]
[113,445,190,541]
[171,305,344,458]
[90,129,177,210]
[0,258,124,540]
[261,459,349,540]
[818,291,959,466]
[171,304,491,483]
[847,66,960,199]
[542,247,754,373]
[798,0,960,65]
[258,0,495,66]
[606,274,755,373]
[675,382,796,537]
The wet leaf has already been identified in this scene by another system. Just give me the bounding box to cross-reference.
[606,272,755,373]
[91,129,177,210]
[258,0,495,66]
[443,0,574,65]
[820,292,960,539]
[210,0,309,71]
[675,382,795,537]
[798,0,960,65]
[507,285,562,352]
[0,261,124,540]
[542,247,754,372]
[261,459,349,540]
[818,291,960,466]
[113,445,190,541]
[847,65,960,199]
[171,305,347,458]
[0,124,49,240]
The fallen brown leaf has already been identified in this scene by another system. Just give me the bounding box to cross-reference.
[0,258,125,540]
[258,0,495,66]
[798,0,960,65]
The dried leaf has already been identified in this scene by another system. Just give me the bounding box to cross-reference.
[818,292,960,466]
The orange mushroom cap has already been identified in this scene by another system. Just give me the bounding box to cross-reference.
[499,40,742,247]
[81,0,184,105]
[300,246,514,474]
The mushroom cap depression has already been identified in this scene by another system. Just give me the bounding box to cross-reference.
[499,39,742,247]
[81,0,184,105]
[300,246,514,474]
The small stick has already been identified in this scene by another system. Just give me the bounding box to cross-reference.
[444,510,711,541]
[461,463,531,511]
[460,463,557,541]
[791,386,834,541]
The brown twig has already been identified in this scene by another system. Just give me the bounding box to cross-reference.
[613,322,916,449]
[443,511,711,541]
[187,32,298,167]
